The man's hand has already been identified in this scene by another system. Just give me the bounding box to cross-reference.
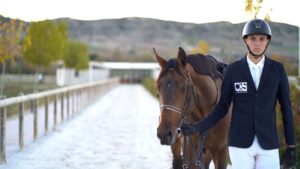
[282,147,296,169]
[180,123,198,136]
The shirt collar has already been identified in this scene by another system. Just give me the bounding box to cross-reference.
[247,55,265,69]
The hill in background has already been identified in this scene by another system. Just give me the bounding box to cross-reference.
[1,15,299,64]
[64,17,298,63]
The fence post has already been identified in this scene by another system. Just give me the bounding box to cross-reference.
[87,89,89,106]
[19,97,24,150]
[67,92,70,119]
[79,89,82,112]
[0,106,6,164]
[75,90,78,113]
[54,95,57,130]
[75,90,79,114]
[61,93,64,123]
[86,89,89,107]
[45,96,49,134]
[82,89,88,109]
[33,99,38,141]
[71,91,74,116]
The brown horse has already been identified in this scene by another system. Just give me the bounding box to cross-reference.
[155,47,231,169]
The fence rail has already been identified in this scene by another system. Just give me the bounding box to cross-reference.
[0,78,120,164]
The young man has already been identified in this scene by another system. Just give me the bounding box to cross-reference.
[181,19,296,169]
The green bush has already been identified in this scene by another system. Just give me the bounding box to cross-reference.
[290,84,300,168]
[141,77,157,98]
[278,84,300,168]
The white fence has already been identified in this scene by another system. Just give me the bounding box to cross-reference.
[0,78,120,164]
[0,74,55,84]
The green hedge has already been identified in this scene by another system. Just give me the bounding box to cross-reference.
[141,77,157,98]
[277,84,299,168]
[289,84,300,168]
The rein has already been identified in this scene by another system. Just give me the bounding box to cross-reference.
[159,71,210,169]
[181,82,207,169]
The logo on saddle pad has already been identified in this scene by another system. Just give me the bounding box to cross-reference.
[234,82,247,93]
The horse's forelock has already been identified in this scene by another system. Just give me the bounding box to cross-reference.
[164,59,178,71]
[157,58,184,81]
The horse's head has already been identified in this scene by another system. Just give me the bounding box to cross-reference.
[154,47,192,145]
[154,47,229,169]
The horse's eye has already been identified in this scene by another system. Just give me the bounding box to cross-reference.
[167,82,172,88]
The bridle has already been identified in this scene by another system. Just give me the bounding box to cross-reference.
[159,70,209,169]
[160,76,194,119]
[160,70,196,126]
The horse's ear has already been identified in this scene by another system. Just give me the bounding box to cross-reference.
[177,47,187,66]
[153,48,166,68]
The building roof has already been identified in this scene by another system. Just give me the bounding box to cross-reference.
[90,61,160,70]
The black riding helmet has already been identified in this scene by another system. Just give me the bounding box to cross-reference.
[242,19,272,57]
[242,19,272,39]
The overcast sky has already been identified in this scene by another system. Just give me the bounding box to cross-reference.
[0,0,299,27]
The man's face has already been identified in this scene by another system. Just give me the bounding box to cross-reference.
[244,34,269,56]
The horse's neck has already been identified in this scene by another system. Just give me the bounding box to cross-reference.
[192,75,219,115]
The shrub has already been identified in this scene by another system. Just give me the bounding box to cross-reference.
[141,77,157,98]
[278,84,300,168]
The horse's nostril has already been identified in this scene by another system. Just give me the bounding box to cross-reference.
[168,130,173,138]
[157,130,165,139]
[157,132,161,138]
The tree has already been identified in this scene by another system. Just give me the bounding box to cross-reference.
[271,53,298,75]
[0,19,25,97]
[22,20,68,92]
[22,20,68,68]
[191,40,210,55]
[245,0,272,21]
[64,40,89,71]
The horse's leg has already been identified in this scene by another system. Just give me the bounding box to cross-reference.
[171,138,183,169]
[202,149,212,169]
[212,146,229,169]
[217,146,229,169]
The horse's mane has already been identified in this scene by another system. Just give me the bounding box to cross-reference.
[186,54,227,80]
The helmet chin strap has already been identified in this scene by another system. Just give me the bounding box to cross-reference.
[247,47,265,58]
[243,39,270,59]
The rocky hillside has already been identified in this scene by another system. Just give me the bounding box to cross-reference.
[1,15,299,62]
[64,17,299,62]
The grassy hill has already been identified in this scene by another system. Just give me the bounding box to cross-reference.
[1,15,299,64]
[64,17,298,63]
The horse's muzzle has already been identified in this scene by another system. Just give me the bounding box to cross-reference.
[157,128,177,145]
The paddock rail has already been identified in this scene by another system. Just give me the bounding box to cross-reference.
[0,78,120,164]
